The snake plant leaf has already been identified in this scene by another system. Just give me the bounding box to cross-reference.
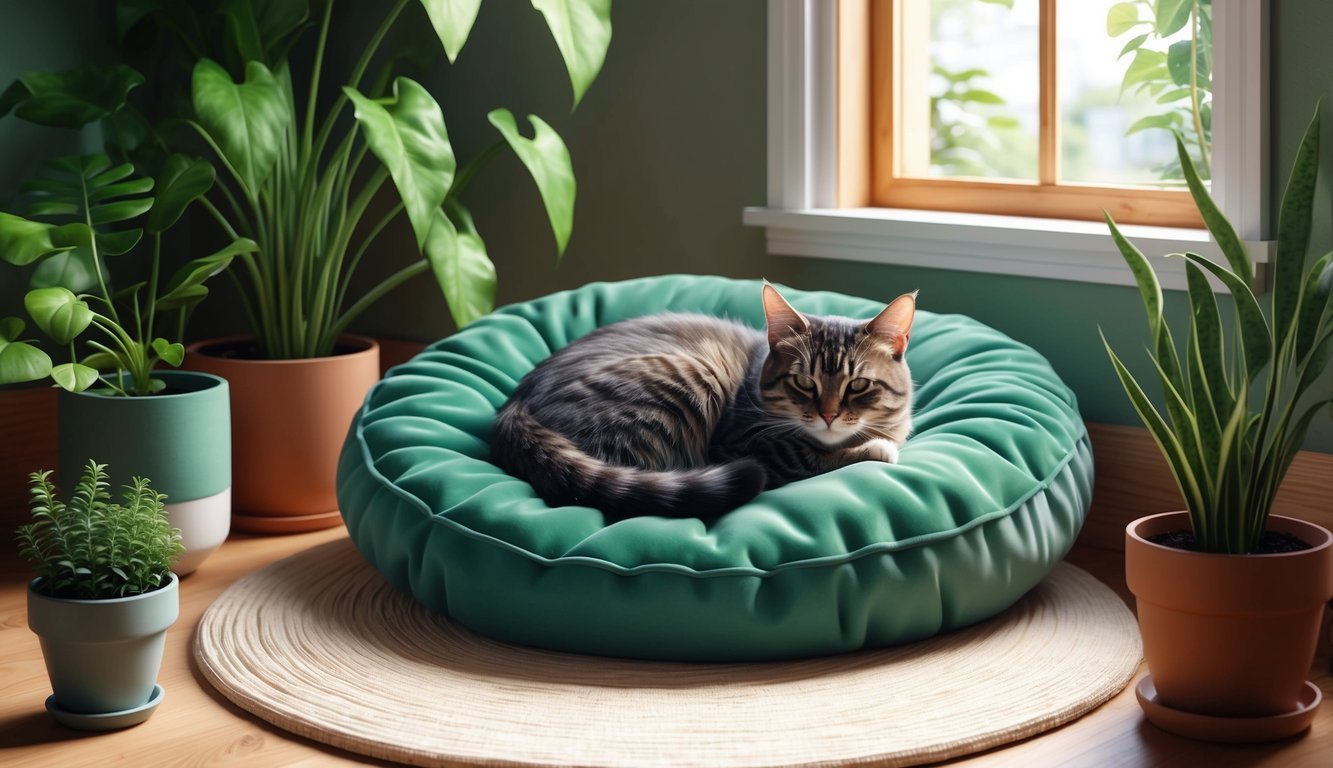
[50,362,101,393]
[158,237,258,309]
[2,65,144,129]
[531,0,612,108]
[424,208,495,328]
[1181,252,1272,382]
[151,338,186,367]
[192,59,290,196]
[1105,213,1186,395]
[1176,134,1250,283]
[148,155,216,234]
[1273,106,1321,349]
[0,213,77,266]
[345,78,455,251]
[1102,330,1207,518]
[24,287,93,345]
[0,318,53,385]
[1182,259,1224,469]
[421,0,483,63]
[488,109,575,259]
[1294,252,1333,362]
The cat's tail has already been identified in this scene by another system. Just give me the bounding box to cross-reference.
[492,403,767,519]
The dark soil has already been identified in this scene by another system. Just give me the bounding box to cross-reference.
[1148,530,1314,554]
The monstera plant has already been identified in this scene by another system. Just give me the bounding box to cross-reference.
[122,0,614,359]
[0,63,255,395]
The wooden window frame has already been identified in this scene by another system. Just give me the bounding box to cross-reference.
[861,0,1204,228]
[746,0,1270,292]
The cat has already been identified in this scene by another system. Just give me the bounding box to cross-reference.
[491,283,916,519]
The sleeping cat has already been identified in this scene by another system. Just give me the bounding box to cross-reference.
[492,283,916,519]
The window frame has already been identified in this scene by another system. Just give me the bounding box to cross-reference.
[744,0,1272,291]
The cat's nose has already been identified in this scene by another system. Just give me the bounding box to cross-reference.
[821,412,838,426]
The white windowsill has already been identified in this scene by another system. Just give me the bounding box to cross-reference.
[742,206,1273,292]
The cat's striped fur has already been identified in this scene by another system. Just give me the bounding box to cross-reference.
[492,284,916,518]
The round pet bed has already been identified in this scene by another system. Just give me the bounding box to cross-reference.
[337,275,1092,661]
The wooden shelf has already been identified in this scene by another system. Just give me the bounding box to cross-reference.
[0,524,1328,767]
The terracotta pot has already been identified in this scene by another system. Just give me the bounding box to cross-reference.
[184,336,379,534]
[1125,511,1333,719]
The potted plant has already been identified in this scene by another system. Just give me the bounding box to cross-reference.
[0,67,252,572]
[18,461,184,730]
[119,0,614,531]
[1103,107,1333,741]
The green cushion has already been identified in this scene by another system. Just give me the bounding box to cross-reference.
[338,275,1092,661]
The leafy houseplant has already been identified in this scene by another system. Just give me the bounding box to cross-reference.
[1103,108,1333,735]
[20,461,183,727]
[0,61,256,395]
[140,0,614,359]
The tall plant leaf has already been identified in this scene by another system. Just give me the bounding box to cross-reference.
[0,213,81,266]
[1181,252,1272,382]
[1295,252,1333,361]
[2,65,144,128]
[531,0,613,108]
[1106,213,1186,396]
[1183,259,1224,468]
[345,78,455,250]
[424,208,495,328]
[157,238,259,310]
[147,155,216,234]
[220,0,311,64]
[488,109,575,258]
[192,59,290,195]
[1177,134,1248,281]
[1272,106,1321,350]
[421,0,484,63]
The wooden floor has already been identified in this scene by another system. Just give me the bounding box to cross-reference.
[0,524,1328,768]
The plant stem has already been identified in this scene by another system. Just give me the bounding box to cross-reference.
[304,0,335,155]
[326,259,429,347]
[146,233,161,346]
[1189,0,1211,177]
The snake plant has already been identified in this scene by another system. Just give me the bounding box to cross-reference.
[1102,106,1333,554]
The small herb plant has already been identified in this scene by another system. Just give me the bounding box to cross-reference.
[16,461,184,599]
[1102,107,1333,554]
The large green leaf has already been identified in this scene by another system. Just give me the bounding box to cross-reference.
[531,0,612,108]
[12,155,152,253]
[488,109,575,258]
[1120,49,1167,95]
[345,78,455,250]
[147,155,216,234]
[0,317,53,385]
[1155,0,1193,37]
[1167,39,1209,88]
[24,287,93,345]
[2,65,144,129]
[192,59,290,195]
[1273,107,1320,351]
[29,249,103,294]
[424,208,495,328]
[220,0,310,64]
[0,213,78,266]
[421,0,483,63]
[1107,2,1141,36]
[157,238,258,309]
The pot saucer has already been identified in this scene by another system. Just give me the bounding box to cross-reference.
[45,684,164,731]
[1136,676,1320,743]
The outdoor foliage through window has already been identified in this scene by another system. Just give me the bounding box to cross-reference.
[920,0,1212,186]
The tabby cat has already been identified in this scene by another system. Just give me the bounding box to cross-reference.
[492,283,916,518]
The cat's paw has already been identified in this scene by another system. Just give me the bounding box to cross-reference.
[860,438,900,464]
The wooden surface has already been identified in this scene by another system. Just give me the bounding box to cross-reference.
[2,420,1332,766]
[1,536,1330,766]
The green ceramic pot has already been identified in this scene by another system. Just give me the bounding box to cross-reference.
[28,574,179,723]
[58,371,231,575]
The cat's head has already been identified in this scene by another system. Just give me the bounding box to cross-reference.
[759,283,916,447]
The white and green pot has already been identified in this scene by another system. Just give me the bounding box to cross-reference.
[58,371,231,575]
[29,574,179,729]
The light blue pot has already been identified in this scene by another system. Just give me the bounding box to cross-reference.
[28,574,179,720]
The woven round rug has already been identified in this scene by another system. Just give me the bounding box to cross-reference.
[195,538,1142,768]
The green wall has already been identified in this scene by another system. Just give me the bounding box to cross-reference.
[2,1,1330,452]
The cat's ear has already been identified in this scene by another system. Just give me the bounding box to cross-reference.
[866,291,917,358]
[762,281,809,347]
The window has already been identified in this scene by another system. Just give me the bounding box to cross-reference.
[746,0,1271,290]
